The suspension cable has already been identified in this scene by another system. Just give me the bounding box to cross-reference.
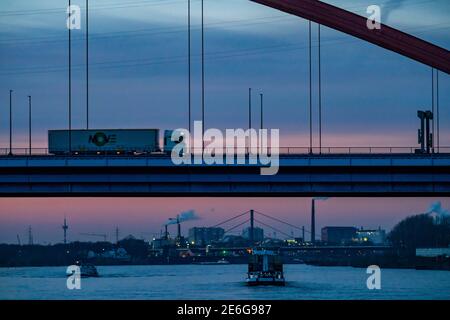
[254,210,303,230]
[224,219,250,234]
[254,218,292,239]
[209,210,250,228]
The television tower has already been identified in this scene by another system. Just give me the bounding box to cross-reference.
[28,226,33,245]
[62,217,68,244]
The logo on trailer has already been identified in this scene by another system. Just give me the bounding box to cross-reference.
[88,132,116,147]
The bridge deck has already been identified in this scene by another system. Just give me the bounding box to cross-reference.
[1,153,450,167]
[0,154,449,197]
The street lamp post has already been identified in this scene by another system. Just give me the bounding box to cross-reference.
[9,90,13,156]
[248,88,252,130]
[28,95,32,155]
[260,93,263,131]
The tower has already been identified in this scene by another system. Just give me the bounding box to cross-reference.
[250,209,255,246]
[28,226,33,245]
[62,217,68,245]
[177,215,181,240]
[115,226,119,244]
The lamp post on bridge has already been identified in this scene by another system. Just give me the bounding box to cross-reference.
[9,90,13,156]
[28,95,32,155]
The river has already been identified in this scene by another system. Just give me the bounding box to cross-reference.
[1,264,449,300]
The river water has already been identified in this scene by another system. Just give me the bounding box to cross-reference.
[1,264,449,300]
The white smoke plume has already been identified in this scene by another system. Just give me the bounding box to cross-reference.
[165,210,200,225]
[426,201,449,223]
[427,201,450,216]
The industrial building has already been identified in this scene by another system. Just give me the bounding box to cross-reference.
[321,227,358,245]
[355,227,387,245]
[242,227,264,243]
[188,227,225,246]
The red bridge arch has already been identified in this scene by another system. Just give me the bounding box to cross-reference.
[251,0,450,74]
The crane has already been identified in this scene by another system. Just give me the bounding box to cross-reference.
[79,233,108,242]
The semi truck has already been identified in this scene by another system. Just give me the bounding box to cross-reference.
[48,129,161,155]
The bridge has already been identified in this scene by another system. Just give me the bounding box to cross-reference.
[1,152,449,197]
[189,245,393,253]
[2,1,449,198]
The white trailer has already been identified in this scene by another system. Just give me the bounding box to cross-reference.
[48,129,160,155]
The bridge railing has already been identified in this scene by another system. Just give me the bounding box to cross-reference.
[1,146,450,156]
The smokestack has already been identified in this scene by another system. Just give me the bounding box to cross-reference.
[311,199,315,244]
[177,215,181,240]
[165,224,168,240]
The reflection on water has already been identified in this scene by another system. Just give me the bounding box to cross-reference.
[0,264,449,300]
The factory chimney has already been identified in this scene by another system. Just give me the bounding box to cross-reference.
[164,224,169,240]
[311,199,315,244]
[177,215,181,240]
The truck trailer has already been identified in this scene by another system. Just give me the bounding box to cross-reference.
[48,129,160,155]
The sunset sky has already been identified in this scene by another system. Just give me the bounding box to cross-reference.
[0,0,449,244]
[0,0,449,147]
[0,197,448,244]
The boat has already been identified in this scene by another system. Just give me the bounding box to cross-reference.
[80,263,99,277]
[246,249,285,286]
[67,262,99,278]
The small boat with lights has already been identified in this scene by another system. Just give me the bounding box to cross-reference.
[246,249,285,286]
[66,261,99,278]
